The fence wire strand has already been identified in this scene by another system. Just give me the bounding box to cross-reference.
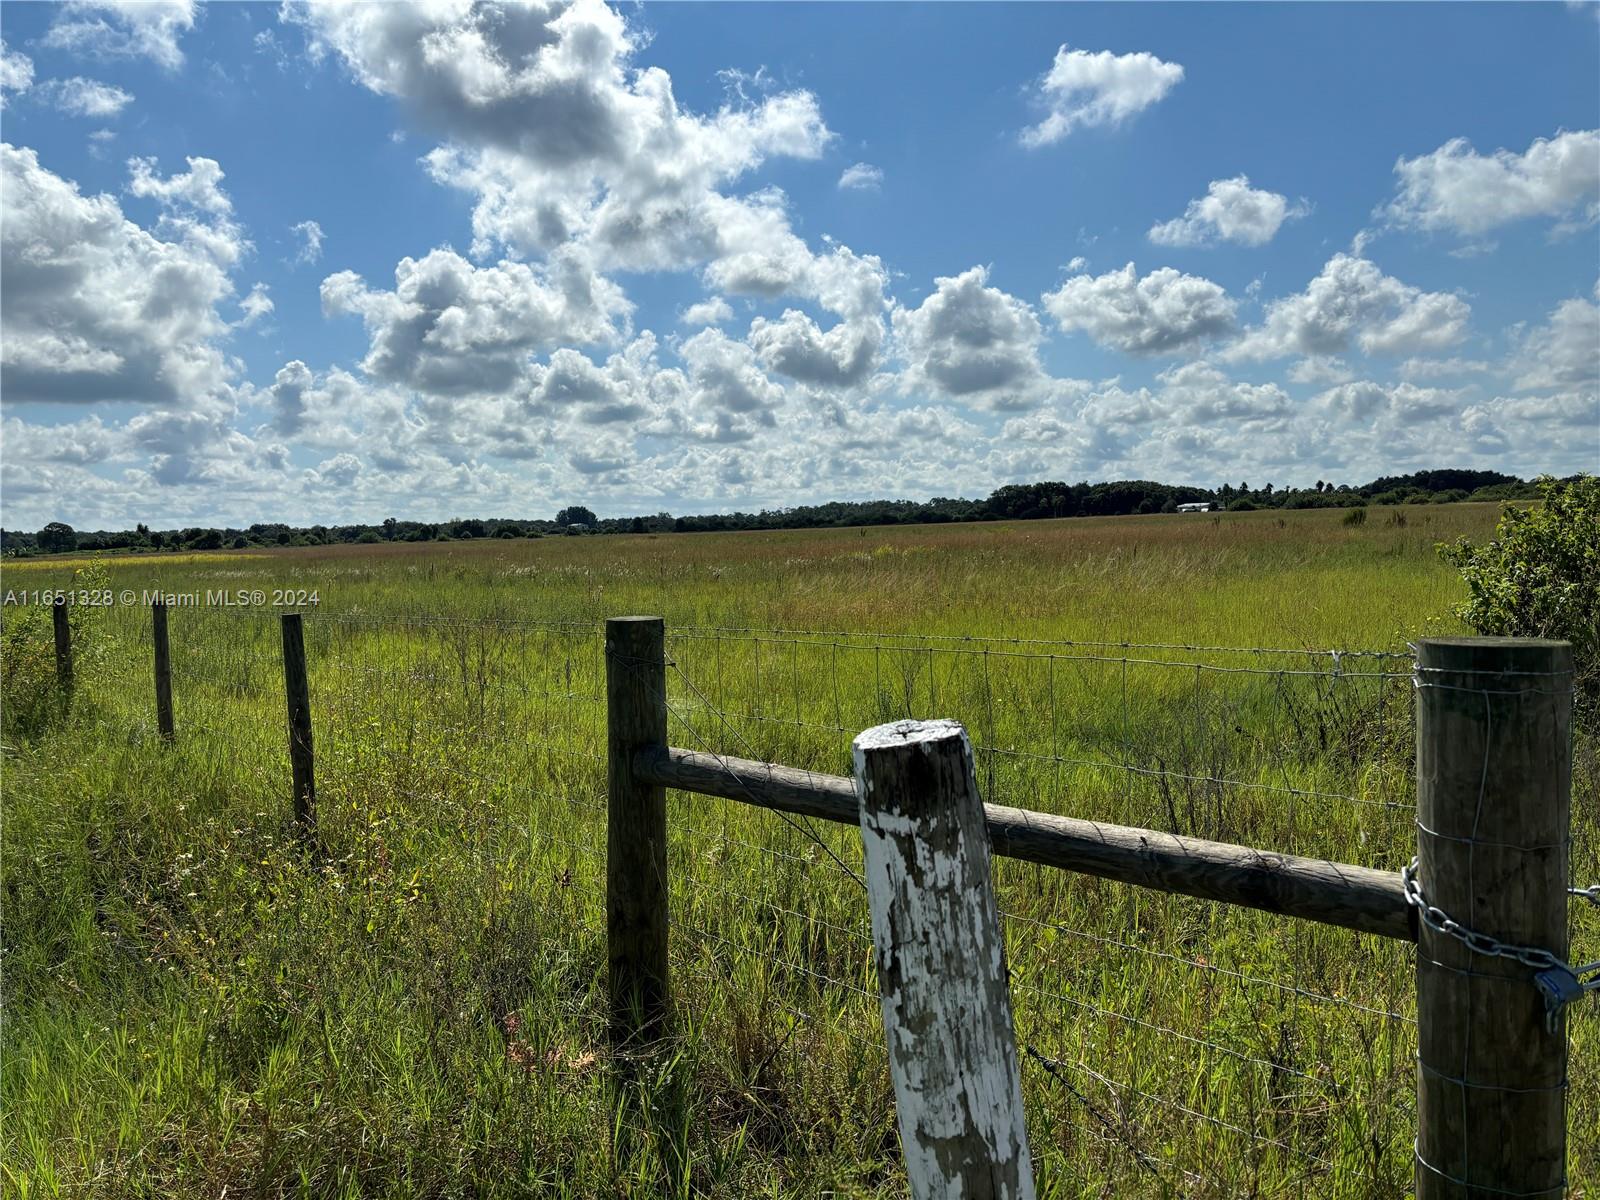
[44,604,1596,1195]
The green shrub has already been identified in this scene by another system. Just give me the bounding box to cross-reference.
[1226,499,1256,512]
[1,602,59,740]
[1438,475,1599,711]
[1,563,113,741]
[1342,508,1367,527]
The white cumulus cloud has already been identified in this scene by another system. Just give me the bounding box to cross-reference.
[1148,175,1309,247]
[1508,292,1600,393]
[42,0,197,71]
[1227,254,1469,360]
[1,143,237,408]
[127,154,232,216]
[321,247,632,396]
[748,307,882,387]
[41,77,134,118]
[1020,43,1183,147]
[294,0,833,286]
[1381,129,1600,236]
[237,283,274,328]
[677,327,785,442]
[838,162,883,191]
[893,266,1067,410]
[1042,262,1237,355]
[291,219,323,265]
[0,40,34,100]
[679,296,733,327]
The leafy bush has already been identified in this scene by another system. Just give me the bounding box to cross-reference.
[1,563,113,741]
[1342,508,1367,527]
[1,603,59,741]
[1438,475,1599,710]
[1227,499,1256,512]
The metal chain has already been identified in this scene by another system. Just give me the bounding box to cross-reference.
[1405,856,1600,1037]
[1401,857,1600,993]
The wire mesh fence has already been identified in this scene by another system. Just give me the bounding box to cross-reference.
[656,625,1426,1194]
[18,603,1594,1195]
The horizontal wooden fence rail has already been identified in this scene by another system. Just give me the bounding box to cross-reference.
[21,608,1578,1194]
[633,744,1416,942]
[606,616,1579,1197]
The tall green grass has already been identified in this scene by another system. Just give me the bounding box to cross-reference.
[3,506,1594,1197]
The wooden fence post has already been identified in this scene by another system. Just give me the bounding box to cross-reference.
[605,615,671,1050]
[52,596,73,693]
[281,613,317,841]
[1414,637,1573,1199]
[152,600,174,742]
[852,718,1035,1200]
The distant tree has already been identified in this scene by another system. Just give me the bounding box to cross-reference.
[191,529,224,550]
[37,522,77,554]
[382,517,398,540]
[629,516,646,533]
[556,505,597,527]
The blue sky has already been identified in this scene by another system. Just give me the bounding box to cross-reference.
[2,1,1596,528]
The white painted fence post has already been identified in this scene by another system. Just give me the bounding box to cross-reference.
[852,719,1035,1200]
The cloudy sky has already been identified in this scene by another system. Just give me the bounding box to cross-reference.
[2,1,1596,529]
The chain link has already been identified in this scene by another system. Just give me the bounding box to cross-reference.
[1401,858,1600,987]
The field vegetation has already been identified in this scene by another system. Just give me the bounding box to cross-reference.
[3,502,1595,1197]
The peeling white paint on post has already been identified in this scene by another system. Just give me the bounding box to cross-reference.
[852,719,1035,1200]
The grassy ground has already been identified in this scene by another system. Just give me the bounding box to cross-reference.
[3,504,1595,1197]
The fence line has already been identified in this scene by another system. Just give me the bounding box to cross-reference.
[26,602,1594,1195]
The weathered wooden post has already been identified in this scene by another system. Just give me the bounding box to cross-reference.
[281,613,317,841]
[52,596,73,693]
[606,615,671,1050]
[1413,638,1573,1198]
[152,599,174,742]
[852,719,1035,1200]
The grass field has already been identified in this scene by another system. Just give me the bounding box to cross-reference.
[3,503,1595,1197]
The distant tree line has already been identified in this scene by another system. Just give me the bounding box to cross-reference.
[0,469,1549,557]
